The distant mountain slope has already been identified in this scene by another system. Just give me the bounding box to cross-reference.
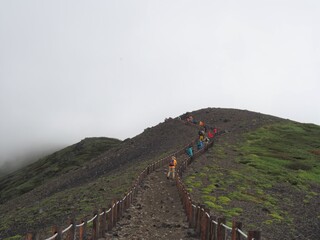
[0,118,197,238]
[0,137,121,204]
[1,108,319,239]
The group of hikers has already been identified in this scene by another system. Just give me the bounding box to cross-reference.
[167,115,218,180]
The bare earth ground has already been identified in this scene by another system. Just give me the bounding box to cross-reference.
[104,167,199,240]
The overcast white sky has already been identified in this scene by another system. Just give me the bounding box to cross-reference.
[1,0,319,165]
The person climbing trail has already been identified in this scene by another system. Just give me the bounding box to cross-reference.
[197,140,204,150]
[186,145,193,157]
[198,129,205,141]
[167,156,177,179]
[207,129,214,139]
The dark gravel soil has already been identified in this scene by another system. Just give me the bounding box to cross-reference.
[104,167,199,240]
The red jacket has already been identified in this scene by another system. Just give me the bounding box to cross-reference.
[208,131,214,138]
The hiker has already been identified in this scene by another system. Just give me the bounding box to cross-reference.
[167,156,177,179]
[198,129,205,141]
[199,121,205,127]
[207,130,214,139]
[213,127,218,135]
[186,146,193,157]
[204,136,210,145]
[197,140,204,150]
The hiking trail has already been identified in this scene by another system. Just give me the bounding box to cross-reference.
[104,165,199,240]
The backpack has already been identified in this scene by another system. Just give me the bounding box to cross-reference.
[169,159,175,166]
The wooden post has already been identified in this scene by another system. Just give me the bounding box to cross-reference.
[66,218,76,240]
[217,217,226,240]
[231,220,242,240]
[209,216,217,240]
[25,233,38,240]
[25,233,32,240]
[248,230,261,240]
[195,204,201,235]
[52,226,62,240]
[115,200,119,226]
[120,199,124,219]
[99,208,106,238]
[112,200,117,228]
[187,197,193,226]
[92,211,99,240]
[107,204,112,231]
[117,200,121,221]
[79,219,87,240]
[191,203,197,229]
[200,207,208,240]
[204,209,211,240]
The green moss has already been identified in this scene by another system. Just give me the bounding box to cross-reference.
[3,235,23,240]
[269,212,284,222]
[218,196,231,205]
[204,201,223,211]
[202,184,216,194]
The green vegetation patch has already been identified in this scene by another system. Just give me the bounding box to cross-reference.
[183,121,320,230]
[0,137,121,204]
[239,122,320,187]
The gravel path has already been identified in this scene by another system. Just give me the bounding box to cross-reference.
[104,167,200,240]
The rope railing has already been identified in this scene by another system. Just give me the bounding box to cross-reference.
[25,119,261,240]
[26,138,197,240]
[175,133,262,240]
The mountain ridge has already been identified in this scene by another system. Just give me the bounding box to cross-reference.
[0,107,319,239]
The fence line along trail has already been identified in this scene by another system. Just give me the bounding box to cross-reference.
[105,166,199,240]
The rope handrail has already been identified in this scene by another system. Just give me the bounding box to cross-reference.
[61,224,73,234]
[87,214,97,224]
[75,222,85,228]
[27,118,260,240]
[36,134,199,240]
[44,233,58,240]
[221,222,232,231]
[237,228,248,238]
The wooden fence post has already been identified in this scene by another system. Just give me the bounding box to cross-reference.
[99,208,106,238]
[79,218,87,240]
[200,207,206,240]
[191,202,197,229]
[66,218,76,240]
[248,230,261,240]
[25,232,38,240]
[231,220,242,240]
[92,210,99,240]
[217,217,226,240]
[209,216,217,240]
[25,233,33,240]
[52,226,62,240]
[107,203,113,231]
[195,204,201,235]
[200,208,209,240]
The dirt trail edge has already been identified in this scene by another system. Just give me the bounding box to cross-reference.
[104,166,199,240]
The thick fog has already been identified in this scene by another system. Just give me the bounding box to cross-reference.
[1,0,320,171]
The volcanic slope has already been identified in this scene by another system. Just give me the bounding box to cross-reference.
[0,117,198,238]
[182,108,320,239]
[1,108,319,240]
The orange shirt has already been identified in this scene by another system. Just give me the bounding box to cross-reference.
[169,159,177,168]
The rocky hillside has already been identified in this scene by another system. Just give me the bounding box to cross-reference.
[0,108,319,239]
